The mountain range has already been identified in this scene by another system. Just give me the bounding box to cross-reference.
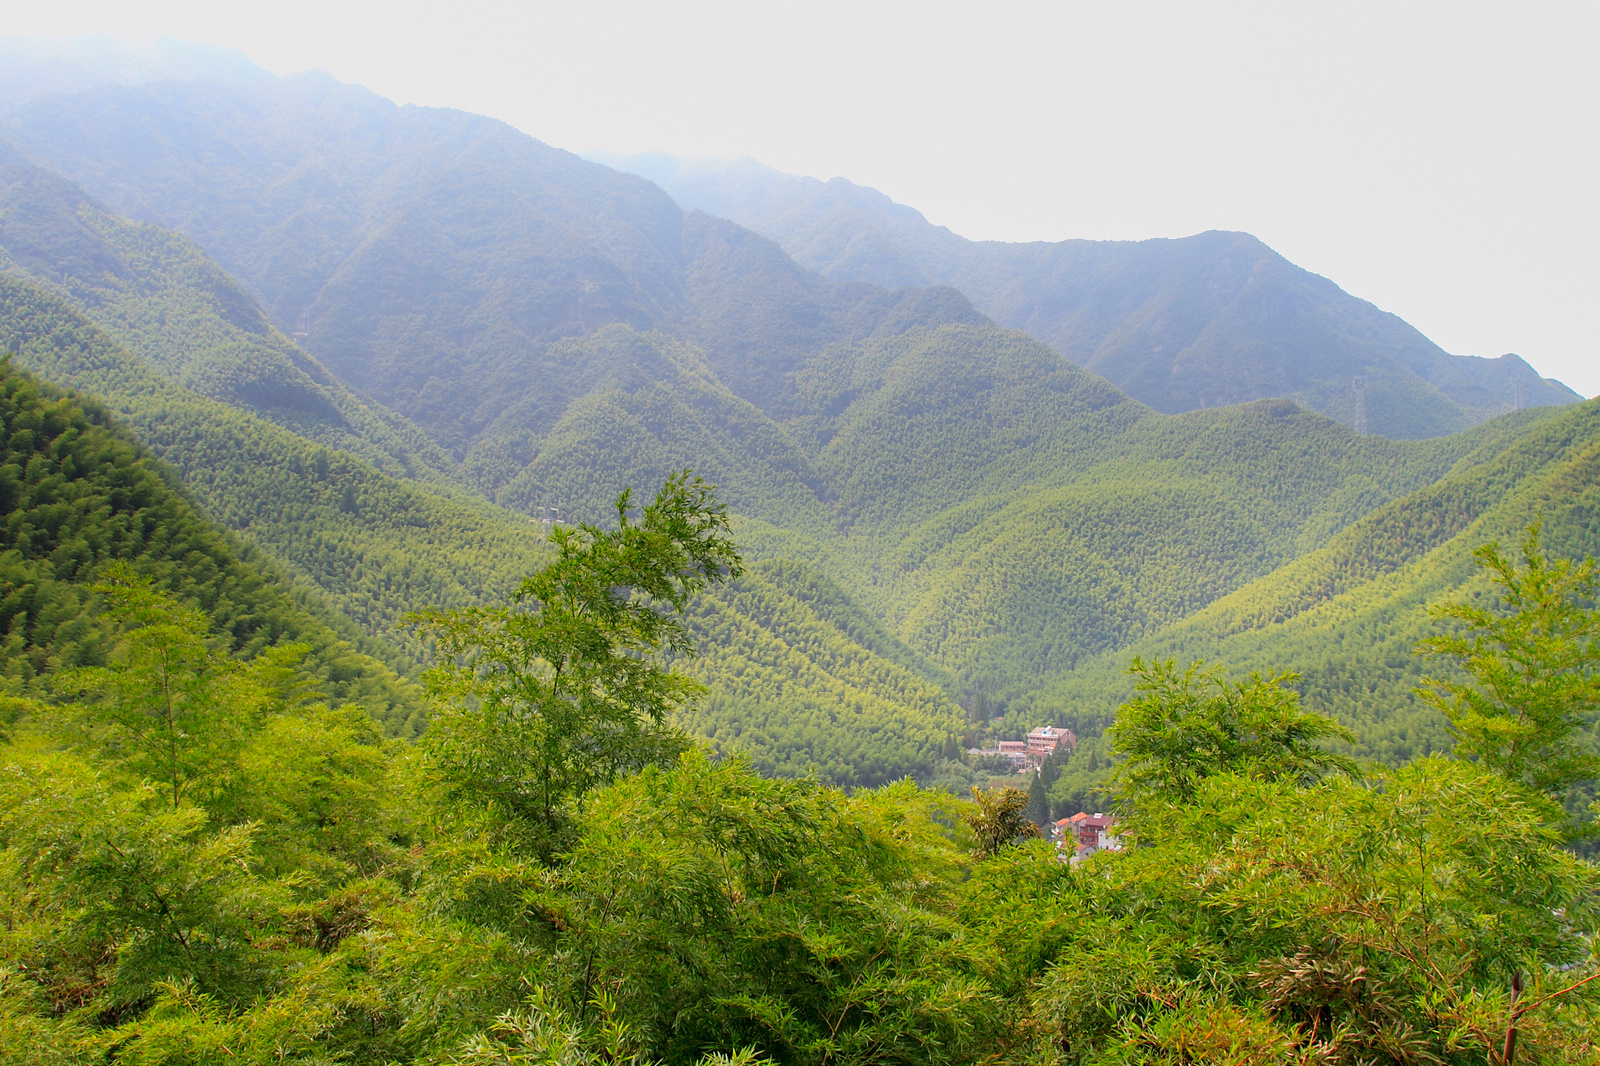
[597,152,1581,436]
[0,39,1593,799]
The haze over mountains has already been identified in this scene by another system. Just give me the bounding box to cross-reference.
[0,38,1593,796]
[598,152,1581,437]
[0,34,268,108]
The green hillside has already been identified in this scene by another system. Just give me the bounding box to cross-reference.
[602,153,1582,437]
[0,149,1576,786]
[0,274,545,662]
[2,72,1591,792]
[3,193,1542,751]
[783,326,1557,694]
[0,135,1491,712]
[0,42,1595,1064]
[1036,397,1600,765]
[477,316,1545,703]
[0,357,420,724]
[683,558,964,786]
[462,324,834,535]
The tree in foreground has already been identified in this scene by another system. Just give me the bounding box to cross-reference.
[1418,522,1600,798]
[966,785,1040,859]
[538,752,998,1066]
[55,563,278,810]
[1106,657,1355,807]
[414,471,743,854]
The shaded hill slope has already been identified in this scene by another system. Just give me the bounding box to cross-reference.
[0,158,847,537]
[0,272,524,681]
[0,159,457,482]
[601,153,1580,437]
[0,357,421,728]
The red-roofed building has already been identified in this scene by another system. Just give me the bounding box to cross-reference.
[1066,812,1121,861]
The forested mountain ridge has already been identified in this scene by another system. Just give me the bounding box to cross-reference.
[764,324,1558,695]
[1,347,1593,1061]
[0,74,688,455]
[599,152,1581,437]
[0,39,1596,1064]
[0,53,1590,792]
[0,128,1568,761]
[0,76,985,460]
[0,272,546,664]
[0,159,459,483]
[0,158,845,537]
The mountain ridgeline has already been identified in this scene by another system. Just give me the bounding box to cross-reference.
[599,153,1581,437]
[0,75,985,462]
[0,48,1592,799]
[0,272,971,785]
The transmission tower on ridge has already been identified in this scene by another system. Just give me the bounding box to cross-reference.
[537,496,562,539]
[1352,375,1369,436]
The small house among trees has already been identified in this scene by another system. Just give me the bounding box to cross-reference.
[1052,810,1121,861]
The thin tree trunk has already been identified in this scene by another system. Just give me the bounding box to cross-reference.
[1501,970,1522,1066]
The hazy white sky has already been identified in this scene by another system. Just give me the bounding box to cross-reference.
[9,1,1598,395]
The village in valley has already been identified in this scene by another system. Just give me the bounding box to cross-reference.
[969,725,1122,862]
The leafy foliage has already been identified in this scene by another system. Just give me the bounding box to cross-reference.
[0,752,285,1015]
[1418,523,1600,797]
[54,565,273,809]
[964,786,1040,859]
[0,479,1596,1058]
[1106,658,1355,806]
[1029,761,1600,1065]
[417,473,742,849]
[542,752,999,1066]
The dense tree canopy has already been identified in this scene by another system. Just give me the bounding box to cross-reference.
[0,451,1596,1061]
